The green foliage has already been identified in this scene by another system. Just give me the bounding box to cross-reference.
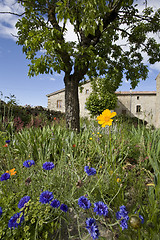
[15,0,160,85]
[85,77,118,116]
[0,93,65,132]
[86,91,117,116]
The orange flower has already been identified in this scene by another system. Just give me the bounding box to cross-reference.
[72,144,76,147]
[6,168,17,176]
[97,109,116,127]
[54,117,56,120]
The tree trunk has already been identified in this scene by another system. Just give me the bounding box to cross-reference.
[64,74,80,133]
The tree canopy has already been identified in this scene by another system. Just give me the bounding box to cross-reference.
[5,0,160,131]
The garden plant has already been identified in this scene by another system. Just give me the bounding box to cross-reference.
[0,107,160,240]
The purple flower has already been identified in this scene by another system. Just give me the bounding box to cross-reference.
[0,207,2,217]
[42,162,55,170]
[135,211,144,224]
[116,205,129,221]
[18,196,30,209]
[120,219,128,230]
[5,140,10,144]
[139,214,144,224]
[60,204,68,212]
[23,160,35,168]
[116,205,129,230]
[93,201,108,217]
[86,218,99,240]
[8,212,24,229]
[86,218,96,227]
[0,172,10,181]
[78,196,91,210]
[50,199,60,208]
[39,191,53,204]
[84,166,96,176]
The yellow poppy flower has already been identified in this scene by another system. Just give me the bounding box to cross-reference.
[97,109,117,127]
[117,178,121,183]
[6,168,17,176]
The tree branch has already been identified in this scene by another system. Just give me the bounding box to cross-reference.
[0,11,25,17]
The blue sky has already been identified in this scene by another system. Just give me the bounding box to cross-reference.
[0,37,65,107]
[0,0,160,107]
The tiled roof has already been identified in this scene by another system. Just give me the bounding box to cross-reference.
[115,91,156,95]
[47,89,156,97]
[46,88,65,97]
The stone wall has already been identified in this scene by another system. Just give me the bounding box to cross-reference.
[47,82,92,118]
[47,89,65,113]
[115,92,156,126]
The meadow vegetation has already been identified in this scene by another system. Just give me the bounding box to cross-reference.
[0,97,160,240]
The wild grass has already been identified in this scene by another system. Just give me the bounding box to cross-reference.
[0,116,160,240]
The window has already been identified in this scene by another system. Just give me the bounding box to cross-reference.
[137,96,139,100]
[57,100,62,109]
[136,105,141,113]
[86,89,89,94]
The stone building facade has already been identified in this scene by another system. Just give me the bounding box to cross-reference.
[46,73,160,127]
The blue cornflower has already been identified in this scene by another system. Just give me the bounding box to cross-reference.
[5,140,10,144]
[139,214,144,224]
[0,207,2,217]
[86,218,96,227]
[42,162,55,170]
[8,212,24,229]
[60,204,68,212]
[84,166,96,176]
[0,172,10,181]
[39,191,53,204]
[93,201,108,217]
[116,205,129,221]
[23,160,35,168]
[116,205,129,230]
[135,211,144,224]
[86,218,99,240]
[78,196,91,210]
[50,199,60,208]
[18,196,30,209]
[120,219,128,230]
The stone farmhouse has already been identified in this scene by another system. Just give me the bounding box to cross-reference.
[47,73,160,128]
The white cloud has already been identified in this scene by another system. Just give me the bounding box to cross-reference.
[50,77,55,81]
[0,1,78,42]
[54,72,64,77]
[63,21,78,42]
[149,62,160,71]
[124,79,130,83]
[136,0,160,12]
[0,0,23,40]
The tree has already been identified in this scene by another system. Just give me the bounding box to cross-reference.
[5,0,160,132]
[85,71,121,116]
